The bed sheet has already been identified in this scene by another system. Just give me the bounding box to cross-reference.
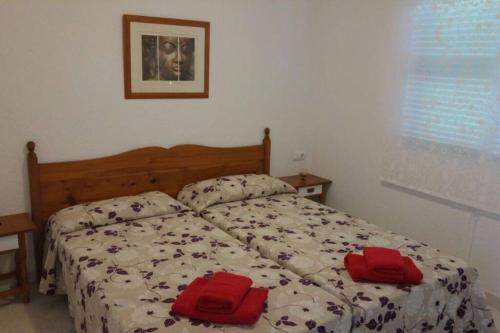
[201,194,496,333]
[43,209,353,332]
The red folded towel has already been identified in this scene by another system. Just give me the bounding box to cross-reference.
[172,277,268,324]
[345,253,423,284]
[363,247,406,275]
[197,272,253,314]
[401,257,423,284]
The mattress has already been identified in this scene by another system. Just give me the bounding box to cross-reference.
[39,192,352,333]
[200,193,496,333]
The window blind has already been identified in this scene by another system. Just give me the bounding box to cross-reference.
[381,0,500,216]
[402,0,499,153]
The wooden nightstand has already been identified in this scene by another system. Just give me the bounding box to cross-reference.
[279,174,332,204]
[0,213,36,302]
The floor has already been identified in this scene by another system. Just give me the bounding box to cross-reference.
[0,284,499,333]
[0,285,75,333]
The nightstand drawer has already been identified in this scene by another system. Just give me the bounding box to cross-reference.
[0,235,18,252]
[280,174,331,204]
[298,184,322,197]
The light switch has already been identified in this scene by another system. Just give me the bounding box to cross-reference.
[292,151,306,161]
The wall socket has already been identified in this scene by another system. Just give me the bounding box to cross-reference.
[292,151,306,161]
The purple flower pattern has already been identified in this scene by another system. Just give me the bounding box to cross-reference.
[40,192,352,333]
[198,193,496,333]
[177,174,297,212]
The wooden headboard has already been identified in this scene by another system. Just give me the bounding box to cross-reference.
[27,128,271,276]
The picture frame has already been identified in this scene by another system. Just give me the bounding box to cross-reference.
[123,15,210,99]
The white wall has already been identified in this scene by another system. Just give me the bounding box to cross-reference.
[0,0,314,204]
[0,0,313,277]
[308,0,500,299]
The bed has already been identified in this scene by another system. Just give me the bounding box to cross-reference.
[38,191,351,332]
[177,174,496,333]
[26,128,495,333]
[28,129,353,333]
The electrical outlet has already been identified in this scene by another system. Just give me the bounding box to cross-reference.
[292,151,306,161]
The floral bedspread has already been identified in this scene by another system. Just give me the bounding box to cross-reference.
[39,193,353,332]
[201,194,496,333]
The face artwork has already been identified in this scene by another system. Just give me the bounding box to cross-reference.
[159,36,195,81]
[141,35,195,81]
[141,35,159,80]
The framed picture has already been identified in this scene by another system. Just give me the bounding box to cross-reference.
[123,15,210,99]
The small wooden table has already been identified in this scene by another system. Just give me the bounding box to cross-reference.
[0,213,37,302]
[279,174,332,204]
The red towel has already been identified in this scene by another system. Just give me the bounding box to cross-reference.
[363,247,406,275]
[197,272,253,314]
[172,277,268,324]
[345,253,423,284]
[401,257,423,284]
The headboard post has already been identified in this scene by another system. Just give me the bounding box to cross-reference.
[263,128,271,175]
[27,141,43,278]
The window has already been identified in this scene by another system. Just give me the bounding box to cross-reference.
[382,0,499,215]
[402,0,499,154]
